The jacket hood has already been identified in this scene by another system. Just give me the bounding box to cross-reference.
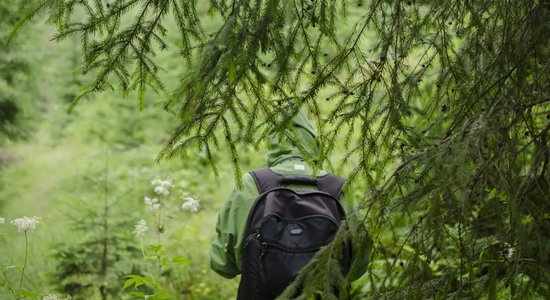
[267,110,319,167]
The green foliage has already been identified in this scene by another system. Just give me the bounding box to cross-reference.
[3,0,550,299]
[0,1,39,143]
[51,153,142,299]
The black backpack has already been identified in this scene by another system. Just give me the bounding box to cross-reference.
[237,168,351,300]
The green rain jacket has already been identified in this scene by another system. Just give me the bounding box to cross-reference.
[209,111,372,282]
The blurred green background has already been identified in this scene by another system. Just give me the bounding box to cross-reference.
[1,2,376,297]
[0,4,260,298]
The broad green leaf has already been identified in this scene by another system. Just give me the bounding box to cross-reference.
[147,244,162,252]
[172,255,190,265]
[121,275,146,291]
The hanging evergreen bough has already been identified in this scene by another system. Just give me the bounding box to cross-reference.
[9,0,549,298]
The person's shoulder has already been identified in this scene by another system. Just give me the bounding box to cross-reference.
[232,171,260,194]
[239,171,256,184]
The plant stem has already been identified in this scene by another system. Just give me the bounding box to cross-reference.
[140,237,157,292]
[155,211,162,284]
[18,231,28,295]
[175,220,190,245]
[1,269,16,297]
[157,231,161,279]
[100,150,110,300]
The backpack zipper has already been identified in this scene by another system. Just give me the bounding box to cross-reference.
[247,233,318,258]
[262,213,339,228]
[243,232,269,260]
[263,242,321,254]
[243,231,260,249]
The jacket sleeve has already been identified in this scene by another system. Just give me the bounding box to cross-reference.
[209,191,240,278]
[340,191,373,282]
[209,173,259,278]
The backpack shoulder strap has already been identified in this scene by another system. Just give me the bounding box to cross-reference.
[317,174,346,199]
[249,168,282,194]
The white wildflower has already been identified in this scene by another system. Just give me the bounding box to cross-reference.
[43,295,60,300]
[154,185,170,196]
[151,178,174,196]
[144,197,160,211]
[181,197,200,213]
[0,217,5,224]
[134,220,148,237]
[10,216,40,232]
[160,180,174,188]
[144,196,159,205]
[152,178,174,188]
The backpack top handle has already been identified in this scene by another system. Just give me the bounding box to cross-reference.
[250,168,345,199]
[280,175,318,187]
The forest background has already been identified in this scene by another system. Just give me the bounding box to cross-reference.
[1,0,548,299]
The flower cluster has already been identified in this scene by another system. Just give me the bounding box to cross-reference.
[181,197,200,213]
[152,178,174,196]
[0,217,5,224]
[11,216,40,232]
[144,196,160,211]
[136,177,200,238]
[134,220,149,237]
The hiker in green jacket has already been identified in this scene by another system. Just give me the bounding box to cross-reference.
[209,111,372,295]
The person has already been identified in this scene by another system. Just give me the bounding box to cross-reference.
[209,111,372,298]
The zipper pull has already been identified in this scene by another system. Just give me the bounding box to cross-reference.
[260,242,267,258]
[244,232,259,248]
